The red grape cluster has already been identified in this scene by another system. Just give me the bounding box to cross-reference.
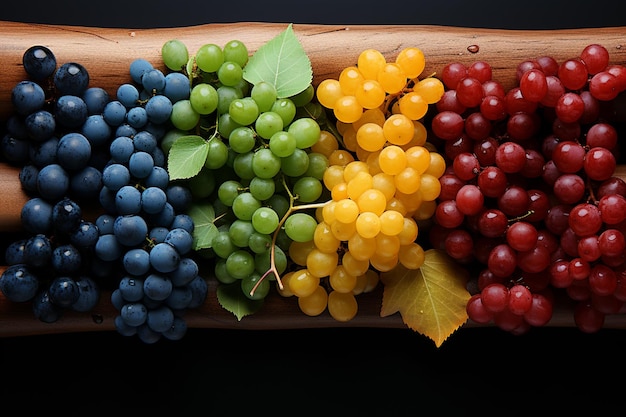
[428,44,626,335]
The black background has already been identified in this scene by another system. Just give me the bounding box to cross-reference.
[2,1,626,415]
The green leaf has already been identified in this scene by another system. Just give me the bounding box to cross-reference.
[217,282,265,320]
[187,201,219,250]
[243,23,312,98]
[167,135,209,180]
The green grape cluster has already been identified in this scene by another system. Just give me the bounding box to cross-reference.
[159,38,330,304]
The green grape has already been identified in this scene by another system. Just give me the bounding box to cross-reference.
[292,176,323,203]
[251,206,280,234]
[288,117,321,149]
[215,258,238,284]
[268,130,296,158]
[195,43,224,73]
[217,112,242,140]
[170,99,200,131]
[241,272,269,300]
[280,148,310,177]
[252,148,281,179]
[284,212,317,242]
[229,219,256,247]
[251,81,278,112]
[217,179,242,206]
[248,176,276,201]
[232,191,262,221]
[275,227,293,251]
[223,40,249,68]
[265,193,290,219]
[296,101,327,124]
[290,84,315,107]
[229,97,259,126]
[188,167,216,198]
[229,126,257,154]
[190,83,219,115]
[217,61,244,87]
[162,39,189,71]
[205,138,229,169]
[255,111,284,140]
[303,152,329,180]
[225,249,255,279]
[217,85,244,115]
[248,232,272,254]
[160,128,188,156]
[271,98,297,126]
[212,231,238,258]
[255,245,287,276]
[232,151,256,180]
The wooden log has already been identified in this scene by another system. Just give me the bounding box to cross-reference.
[1,21,626,337]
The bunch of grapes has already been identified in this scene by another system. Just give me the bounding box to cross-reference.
[428,44,626,334]
[273,47,447,321]
[0,45,207,343]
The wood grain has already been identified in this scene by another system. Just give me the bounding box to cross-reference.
[1,21,626,337]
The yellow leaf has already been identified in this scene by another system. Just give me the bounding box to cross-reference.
[380,248,471,347]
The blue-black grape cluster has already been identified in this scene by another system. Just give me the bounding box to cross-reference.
[0,45,208,343]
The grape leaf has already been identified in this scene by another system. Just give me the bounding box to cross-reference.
[217,282,265,320]
[243,23,312,98]
[380,249,471,347]
[187,201,218,250]
[167,135,209,180]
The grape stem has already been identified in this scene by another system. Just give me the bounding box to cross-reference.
[249,175,329,296]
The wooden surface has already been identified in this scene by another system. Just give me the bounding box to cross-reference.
[1,21,626,336]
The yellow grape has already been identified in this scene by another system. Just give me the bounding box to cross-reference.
[419,173,442,201]
[379,209,405,236]
[355,145,372,165]
[315,206,324,223]
[356,188,387,216]
[347,171,373,200]
[342,250,371,277]
[313,221,341,254]
[357,48,387,80]
[306,248,339,278]
[288,240,316,266]
[365,150,382,175]
[412,199,437,221]
[333,95,363,123]
[386,197,408,216]
[340,124,358,152]
[311,129,339,157]
[395,189,423,214]
[370,251,399,272]
[398,242,425,269]
[355,211,381,239]
[327,290,358,322]
[397,217,419,245]
[330,218,356,241]
[412,77,445,104]
[377,62,407,94]
[322,164,345,190]
[347,232,377,261]
[352,107,386,130]
[382,113,414,146]
[355,79,386,109]
[329,264,358,293]
[375,233,401,258]
[356,122,386,152]
[316,78,343,109]
[405,145,430,174]
[328,149,355,167]
[401,120,428,148]
[334,198,360,223]
[277,271,296,297]
[424,152,446,178]
[298,285,328,316]
[394,166,421,194]
[288,268,321,297]
[395,46,426,79]
[353,269,380,295]
[342,160,370,182]
[321,200,337,224]
[378,144,407,175]
[371,172,396,201]
[331,181,349,201]
[398,91,429,121]
[339,66,365,96]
